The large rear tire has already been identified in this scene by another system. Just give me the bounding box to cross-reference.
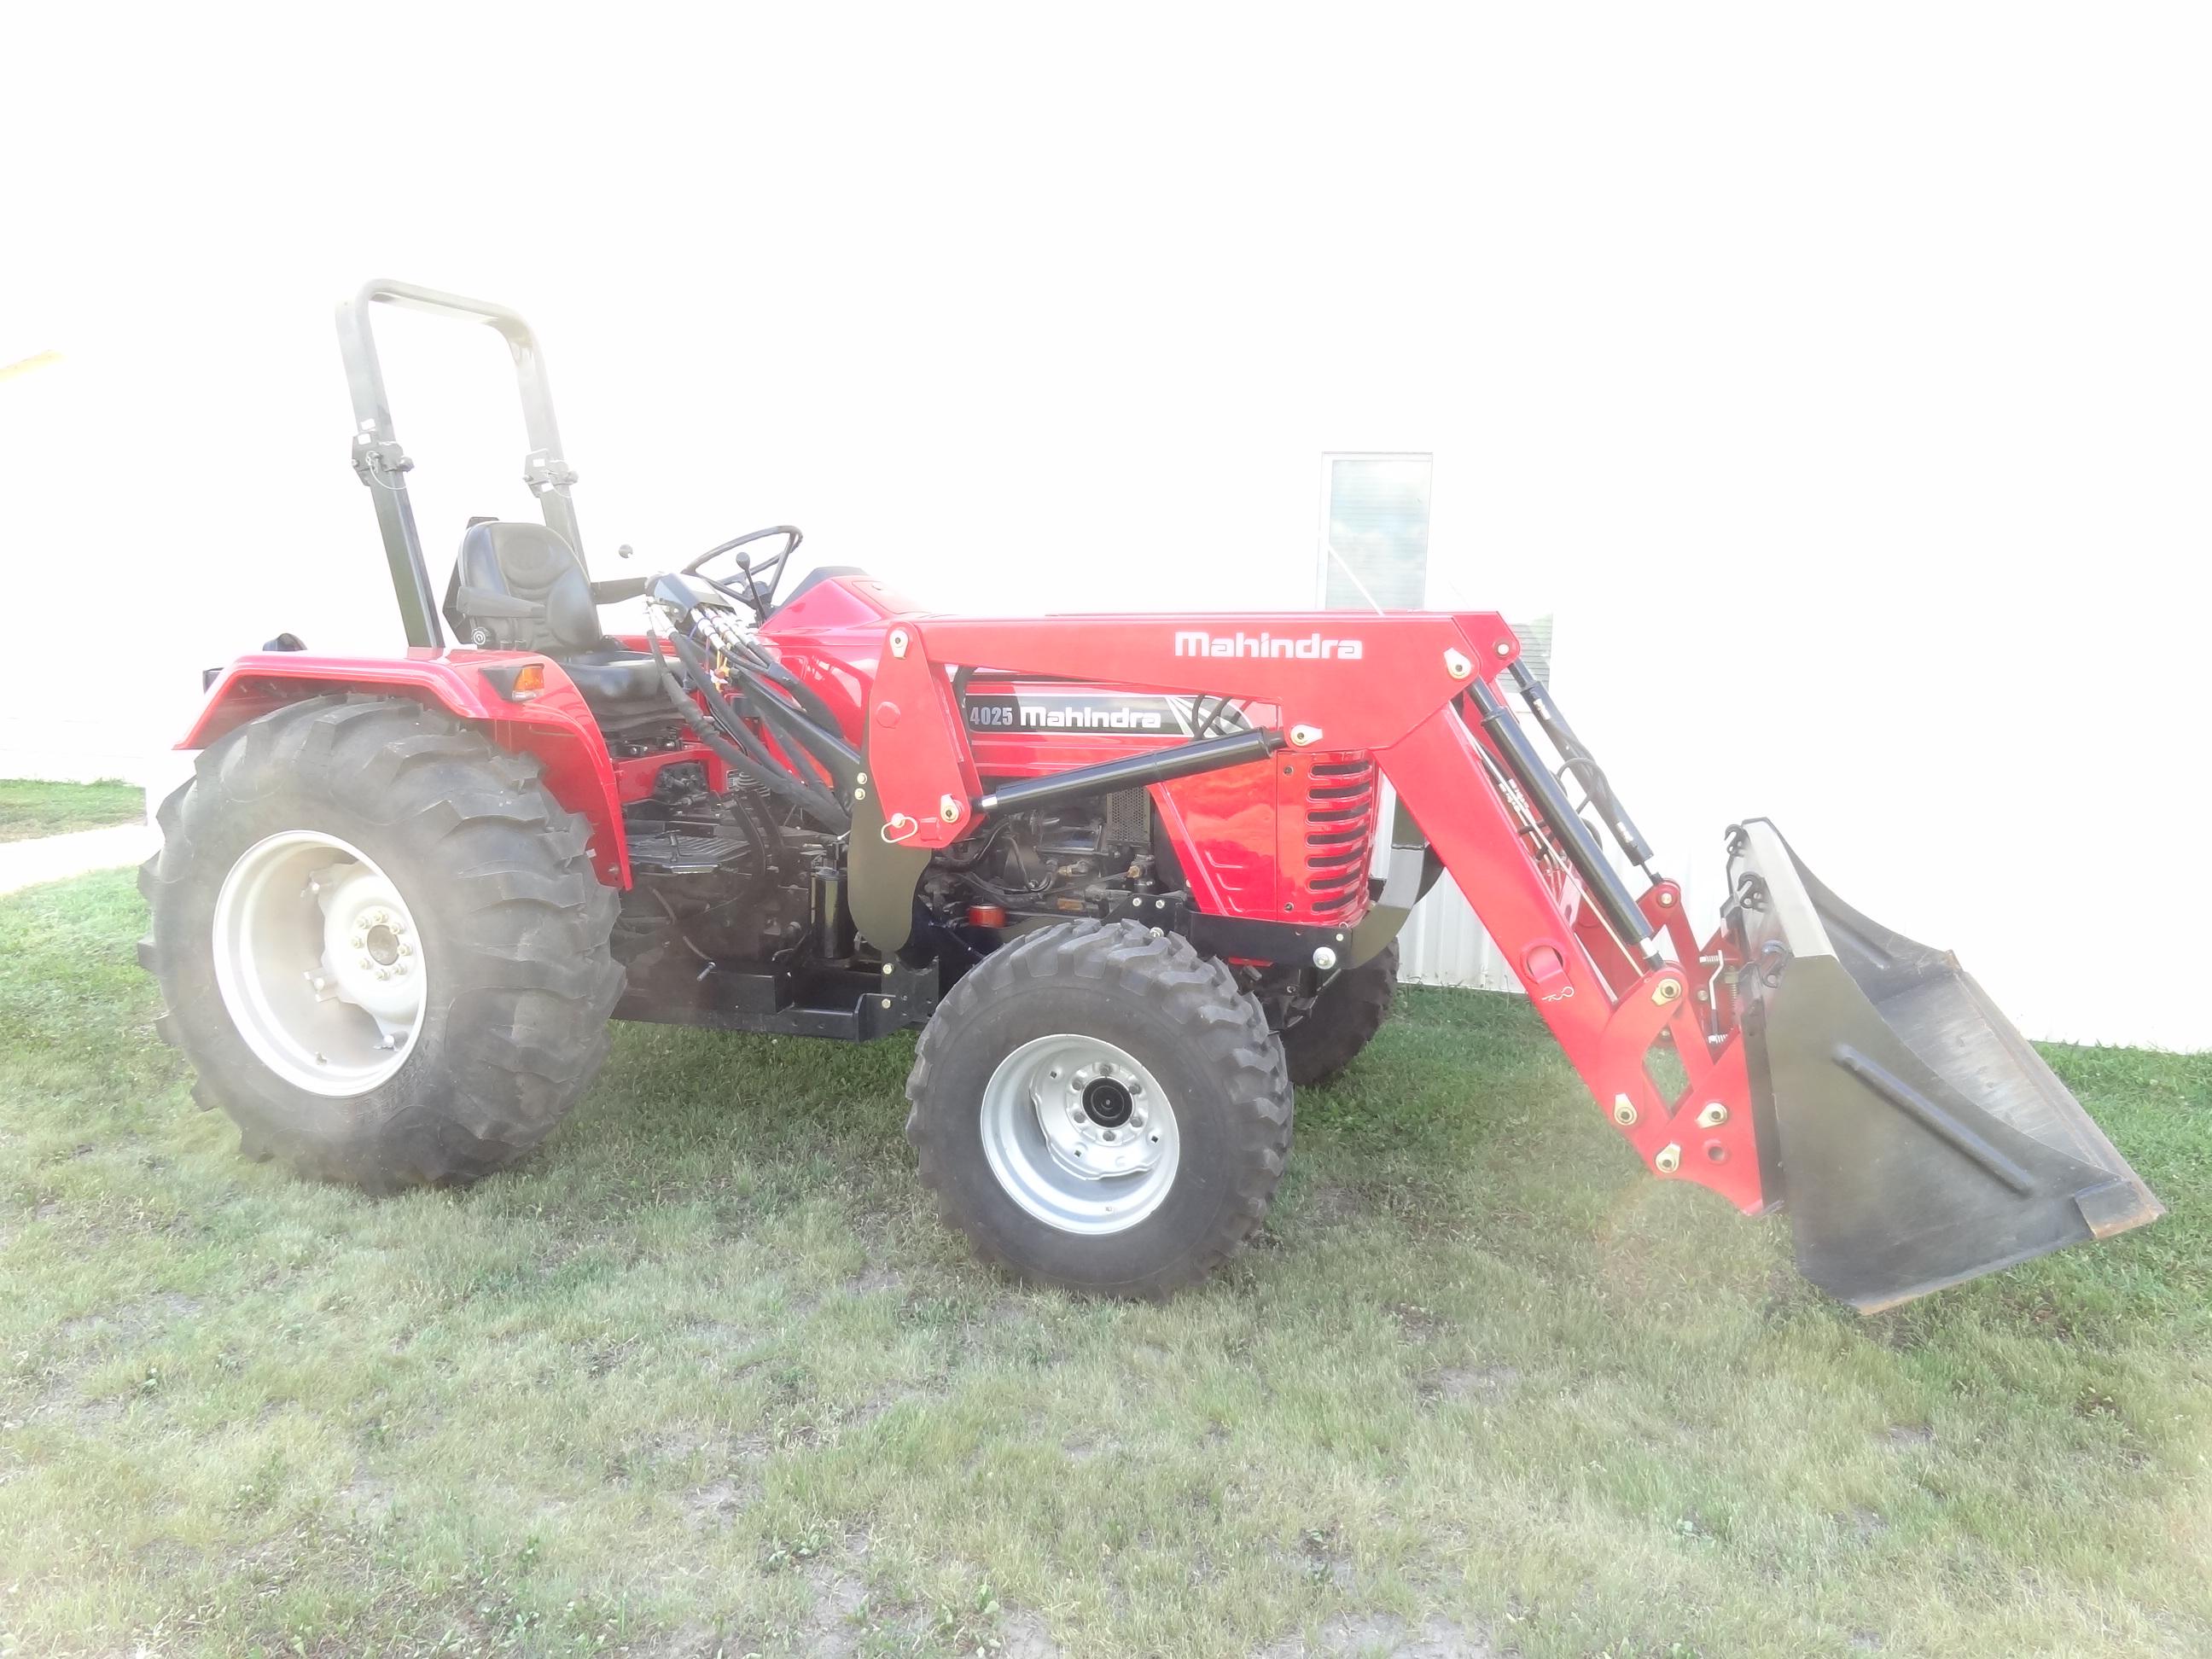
[1278,940,1398,1087]
[138,695,623,1190]
[905,920,1293,1297]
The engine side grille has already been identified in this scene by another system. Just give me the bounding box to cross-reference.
[1101,786,1151,849]
[1304,757,1377,916]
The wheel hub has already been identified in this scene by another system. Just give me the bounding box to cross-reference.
[212,831,428,1097]
[1080,1074,1133,1126]
[978,1035,1181,1235]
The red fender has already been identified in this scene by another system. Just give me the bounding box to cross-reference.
[181,649,632,885]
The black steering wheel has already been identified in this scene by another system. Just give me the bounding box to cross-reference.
[682,525,805,617]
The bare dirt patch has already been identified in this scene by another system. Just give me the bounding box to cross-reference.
[1388,1302,1444,1343]
[794,1558,873,1656]
[1259,1611,1491,1657]
[1001,1608,1064,1658]
[338,1468,395,1523]
[1301,1184,1366,1227]
[841,1266,907,1297]
[1421,1364,1520,1405]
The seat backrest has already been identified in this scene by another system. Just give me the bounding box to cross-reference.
[451,521,605,652]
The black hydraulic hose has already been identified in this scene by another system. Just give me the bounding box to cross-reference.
[1506,661,1656,869]
[724,632,843,733]
[1462,680,1658,968]
[663,630,860,811]
[721,759,786,871]
[680,661,847,830]
[649,636,849,830]
[719,655,864,796]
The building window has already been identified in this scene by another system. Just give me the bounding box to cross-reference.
[1317,453,1431,609]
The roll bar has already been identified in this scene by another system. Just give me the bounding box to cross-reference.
[334,279,585,649]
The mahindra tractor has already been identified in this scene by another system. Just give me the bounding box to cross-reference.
[137,280,2162,1310]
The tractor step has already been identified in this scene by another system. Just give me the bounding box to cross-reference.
[613,952,940,1040]
[1727,818,2162,1312]
[627,825,755,876]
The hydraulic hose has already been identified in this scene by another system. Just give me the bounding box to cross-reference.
[648,635,849,830]
[664,629,861,807]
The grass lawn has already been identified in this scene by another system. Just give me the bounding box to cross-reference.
[0,778,143,843]
[1,872,2206,1658]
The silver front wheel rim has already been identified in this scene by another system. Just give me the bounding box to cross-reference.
[211,830,428,1097]
[978,1034,1181,1235]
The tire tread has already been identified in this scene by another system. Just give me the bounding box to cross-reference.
[905,918,1292,1298]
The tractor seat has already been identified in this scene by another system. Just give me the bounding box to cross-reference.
[447,521,665,715]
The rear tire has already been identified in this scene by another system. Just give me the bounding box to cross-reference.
[138,695,623,1190]
[1278,940,1398,1087]
[905,920,1292,1297]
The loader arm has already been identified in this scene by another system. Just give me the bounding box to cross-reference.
[862,611,1767,1214]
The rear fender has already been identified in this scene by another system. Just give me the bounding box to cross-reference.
[183,650,631,885]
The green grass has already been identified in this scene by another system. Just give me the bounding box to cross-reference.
[0,777,143,842]
[1,871,2205,1658]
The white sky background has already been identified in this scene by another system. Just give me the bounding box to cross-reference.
[3,5,2208,1047]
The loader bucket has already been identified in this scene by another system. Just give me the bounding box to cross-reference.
[1727,819,2162,1313]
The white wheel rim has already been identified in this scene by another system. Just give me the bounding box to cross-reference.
[978,1033,1181,1235]
[210,830,428,1097]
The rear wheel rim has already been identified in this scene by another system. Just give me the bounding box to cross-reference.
[211,830,428,1097]
[978,1033,1181,1235]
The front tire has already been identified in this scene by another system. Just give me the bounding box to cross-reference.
[905,921,1293,1297]
[1278,940,1398,1087]
[138,695,623,1190]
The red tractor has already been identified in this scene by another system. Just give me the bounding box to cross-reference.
[139,280,2161,1310]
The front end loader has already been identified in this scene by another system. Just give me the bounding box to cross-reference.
[138,279,2161,1311]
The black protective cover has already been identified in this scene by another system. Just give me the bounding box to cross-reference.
[1729,819,2162,1312]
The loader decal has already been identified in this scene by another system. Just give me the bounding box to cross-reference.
[963,691,1178,733]
[1173,629,1365,661]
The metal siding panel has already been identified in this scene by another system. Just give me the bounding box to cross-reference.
[1399,871,1519,992]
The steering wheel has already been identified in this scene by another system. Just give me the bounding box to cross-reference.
[682,525,805,616]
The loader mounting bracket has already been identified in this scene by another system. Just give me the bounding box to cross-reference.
[1099,893,1357,965]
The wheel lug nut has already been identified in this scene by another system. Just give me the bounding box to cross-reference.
[399,942,414,956]
[1101,1128,1117,1143]
[351,934,365,948]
